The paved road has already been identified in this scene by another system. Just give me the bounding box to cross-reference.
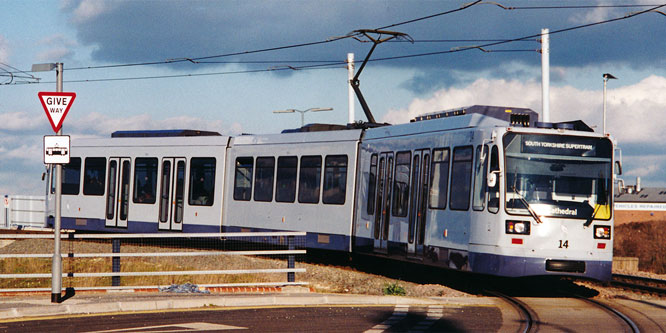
[0,305,502,332]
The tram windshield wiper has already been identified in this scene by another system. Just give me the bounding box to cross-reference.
[584,175,608,227]
[583,204,601,227]
[512,185,543,224]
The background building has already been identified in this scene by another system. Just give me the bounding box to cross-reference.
[614,178,666,225]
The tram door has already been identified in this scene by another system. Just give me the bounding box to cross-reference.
[374,152,393,253]
[158,158,186,231]
[408,150,430,256]
[105,157,131,228]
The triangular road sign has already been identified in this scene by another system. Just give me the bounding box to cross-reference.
[38,92,76,133]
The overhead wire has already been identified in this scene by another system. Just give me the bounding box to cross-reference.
[482,3,665,10]
[6,3,666,85]
[377,0,482,29]
[364,3,666,63]
[24,2,483,73]
[14,61,349,85]
[0,62,40,84]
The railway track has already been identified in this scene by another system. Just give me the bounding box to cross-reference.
[486,290,538,333]
[612,273,666,295]
[575,296,641,333]
[489,288,642,333]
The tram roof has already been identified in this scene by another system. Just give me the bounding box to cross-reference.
[363,113,507,140]
[231,128,363,146]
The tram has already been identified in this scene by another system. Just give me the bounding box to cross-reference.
[45,105,619,280]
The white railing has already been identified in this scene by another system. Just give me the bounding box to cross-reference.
[0,232,306,292]
[1,195,46,229]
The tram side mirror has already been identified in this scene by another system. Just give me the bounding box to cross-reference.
[615,161,623,176]
[487,171,498,188]
[41,172,46,181]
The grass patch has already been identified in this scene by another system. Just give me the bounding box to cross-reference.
[0,238,297,289]
[382,281,406,296]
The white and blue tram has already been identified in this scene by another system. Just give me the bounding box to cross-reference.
[45,106,618,280]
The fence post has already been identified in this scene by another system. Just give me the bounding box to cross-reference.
[287,236,295,283]
[3,195,8,228]
[112,238,121,286]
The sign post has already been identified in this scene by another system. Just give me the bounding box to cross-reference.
[35,62,75,303]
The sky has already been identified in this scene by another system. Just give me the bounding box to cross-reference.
[1,0,666,195]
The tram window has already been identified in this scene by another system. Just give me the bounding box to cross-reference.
[83,157,106,196]
[174,161,185,223]
[254,157,275,202]
[323,155,347,205]
[488,145,500,213]
[133,158,158,204]
[119,160,131,221]
[299,156,322,204]
[158,160,171,222]
[233,157,253,201]
[188,158,215,206]
[62,157,81,195]
[276,156,298,203]
[429,148,450,209]
[472,145,489,211]
[366,154,378,214]
[107,160,118,220]
[450,146,473,211]
[392,151,411,217]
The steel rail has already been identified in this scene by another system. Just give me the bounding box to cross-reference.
[611,274,666,295]
[575,296,640,333]
[486,291,538,333]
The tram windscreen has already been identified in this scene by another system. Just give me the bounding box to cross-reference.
[503,133,613,220]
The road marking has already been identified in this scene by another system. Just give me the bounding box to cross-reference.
[409,305,445,332]
[87,322,247,332]
[364,305,445,333]
[364,305,410,333]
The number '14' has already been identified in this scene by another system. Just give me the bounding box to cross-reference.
[558,240,569,249]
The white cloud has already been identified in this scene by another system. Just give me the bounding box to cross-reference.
[0,170,46,196]
[382,75,666,146]
[606,75,666,143]
[0,35,8,63]
[5,143,42,163]
[70,112,242,136]
[625,161,661,178]
[38,34,77,48]
[71,0,112,23]
[0,112,44,131]
[35,34,77,62]
[383,78,543,124]
[569,6,616,24]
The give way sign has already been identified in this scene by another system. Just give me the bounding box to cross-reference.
[38,92,76,133]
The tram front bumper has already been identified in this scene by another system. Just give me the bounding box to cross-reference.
[469,252,612,281]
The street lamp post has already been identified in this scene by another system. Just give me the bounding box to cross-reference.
[603,73,617,135]
[273,107,333,127]
[32,62,64,303]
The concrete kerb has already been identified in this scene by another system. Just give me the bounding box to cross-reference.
[0,293,496,321]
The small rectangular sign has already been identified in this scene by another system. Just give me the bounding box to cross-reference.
[44,135,70,164]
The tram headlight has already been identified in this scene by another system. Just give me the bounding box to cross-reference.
[506,220,530,235]
[594,225,611,239]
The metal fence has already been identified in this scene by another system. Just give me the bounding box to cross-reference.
[0,232,306,293]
